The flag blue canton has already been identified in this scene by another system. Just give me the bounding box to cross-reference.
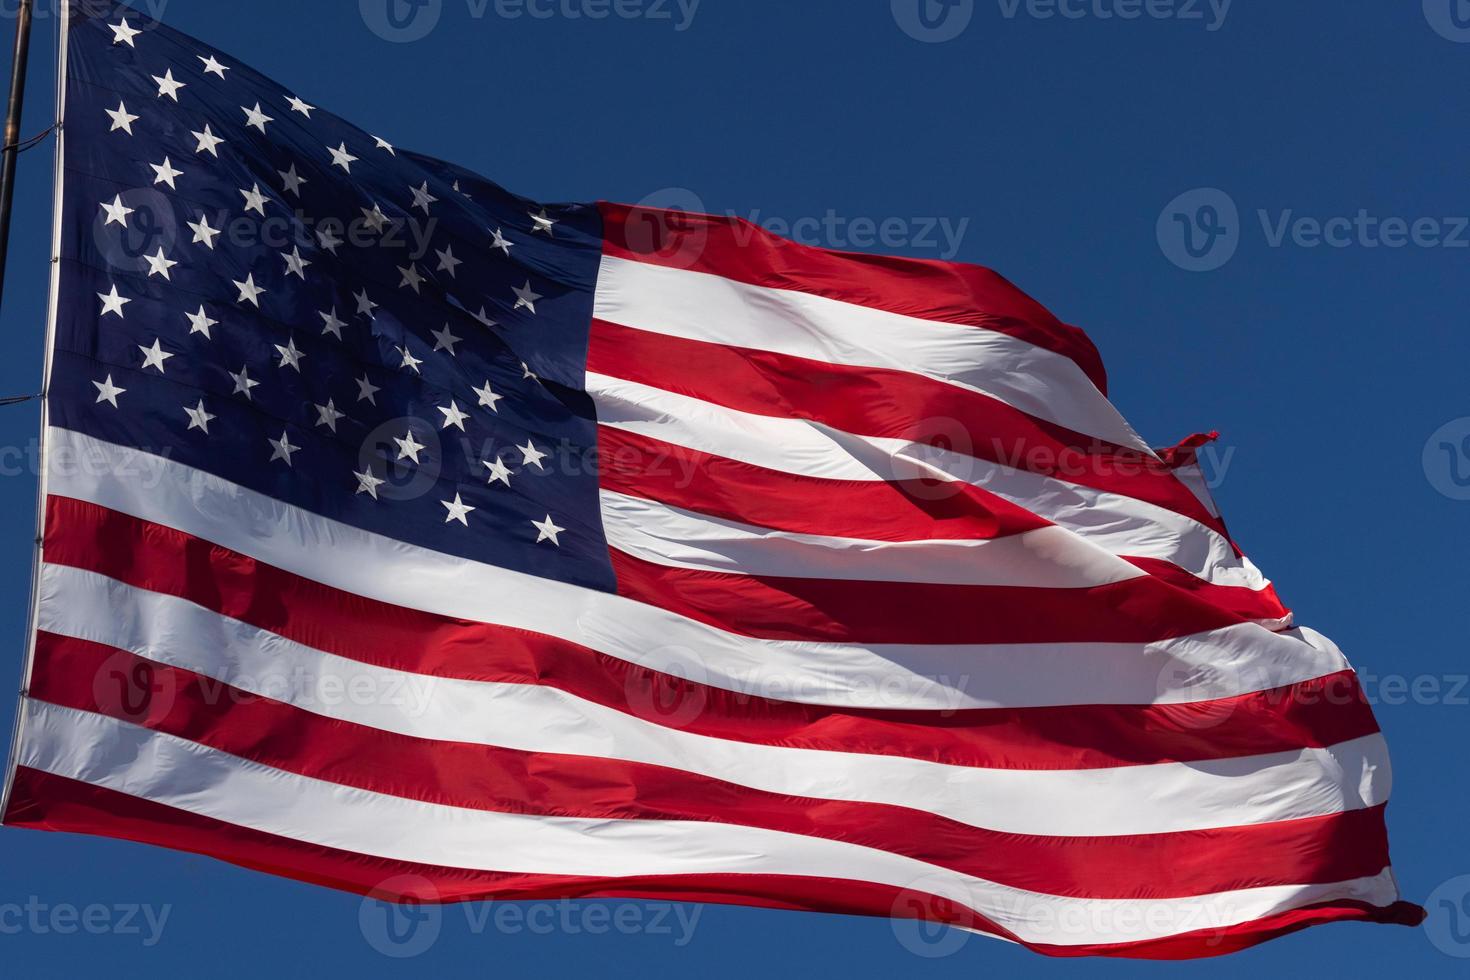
[52,8,614,591]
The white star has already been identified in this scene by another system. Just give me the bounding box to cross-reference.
[230,365,260,399]
[360,203,388,233]
[490,227,513,255]
[191,123,224,157]
[110,19,142,46]
[373,135,395,155]
[431,325,461,354]
[512,280,542,314]
[473,381,503,412]
[138,338,173,373]
[152,69,186,101]
[328,142,358,172]
[319,307,346,339]
[274,338,304,371]
[483,456,512,486]
[434,244,461,277]
[184,399,216,434]
[199,55,230,79]
[281,246,311,279]
[518,439,548,470]
[472,306,497,328]
[442,493,475,526]
[314,399,345,432]
[143,246,177,279]
[397,345,423,374]
[397,263,424,293]
[93,375,126,407]
[188,213,221,249]
[233,273,265,307]
[355,468,386,499]
[268,431,299,466]
[316,226,343,254]
[149,156,183,189]
[355,375,380,404]
[521,361,538,381]
[287,96,314,118]
[186,305,217,338]
[353,289,378,318]
[98,284,130,318]
[239,182,268,215]
[99,194,134,227]
[438,400,469,431]
[410,181,437,214]
[394,430,426,464]
[278,163,307,196]
[529,209,557,236]
[241,102,274,133]
[532,515,565,546]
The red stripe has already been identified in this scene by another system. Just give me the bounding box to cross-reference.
[610,547,1245,645]
[589,318,1226,535]
[26,634,1397,901]
[600,201,1109,396]
[42,496,1377,769]
[3,767,1423,959]
[598,426,1050,542]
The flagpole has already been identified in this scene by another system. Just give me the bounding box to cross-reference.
[0,0,34,314]
[0,0,34,313]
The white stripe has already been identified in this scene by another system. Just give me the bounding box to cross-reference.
[587,372,1269,593]
[44,428,1341,712]
[37,562,1385,837]
[595,254,1150,453]
[17,700,1402,946]
[601,489,1143,588]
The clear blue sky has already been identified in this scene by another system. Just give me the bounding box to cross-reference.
[2,0,1468,975]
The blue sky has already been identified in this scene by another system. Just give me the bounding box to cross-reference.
[2,0,1468,975]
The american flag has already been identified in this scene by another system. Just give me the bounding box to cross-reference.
[0,5,1422,958]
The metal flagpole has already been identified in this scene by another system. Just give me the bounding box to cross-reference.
[0,0,34,314]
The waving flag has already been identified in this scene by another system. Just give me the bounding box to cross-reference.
[1,5,1421,958]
